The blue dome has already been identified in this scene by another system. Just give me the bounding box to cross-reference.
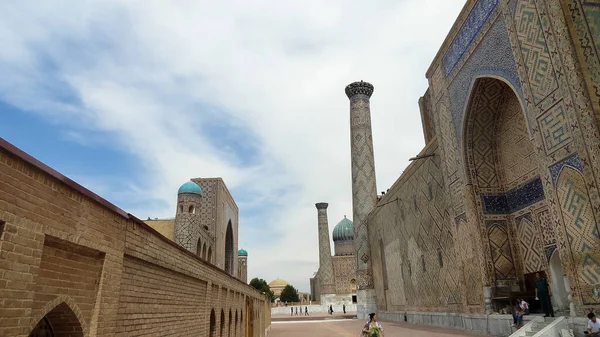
[238,248,248,256]
[332,216,354,242]
[178,181,203,195]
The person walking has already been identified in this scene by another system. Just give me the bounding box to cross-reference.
[534,272,554,317]
[343,304,346,314]
[305,306,309,316]
[295,307,298,316]
[362,313,385,337]
[329,304,334,315]
[290,307,293,316]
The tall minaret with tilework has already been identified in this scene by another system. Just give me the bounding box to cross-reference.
[315,202,336,303]
[345,81,378,319]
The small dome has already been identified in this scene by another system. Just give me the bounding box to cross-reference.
[268,278,289,288]
[238,248,248,256]
[332,216,354,242]
[178,181,203,195]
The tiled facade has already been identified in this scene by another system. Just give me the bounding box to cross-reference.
[0,138,270,337]
[364,0,600,318]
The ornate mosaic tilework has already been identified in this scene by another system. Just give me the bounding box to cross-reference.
[544,244,557,263]
[443,0,499,76]
[481,177,545,214]
[549,153,583,185]
[515,213,545,273]
[486,220,516,279]
[556,166,600,304]
[496,92,538,188]
[537,102,573,154]
[535,207,557,246]
[448,19,524,139]
[513,0,559,104]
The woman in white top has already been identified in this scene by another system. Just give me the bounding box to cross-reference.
[512,298,529,328]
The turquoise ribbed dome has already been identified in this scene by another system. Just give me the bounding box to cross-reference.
[178,181,203,195]
[238,248,248,256]
[332,216,354,242]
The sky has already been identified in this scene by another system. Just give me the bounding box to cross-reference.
[0,0,466,292]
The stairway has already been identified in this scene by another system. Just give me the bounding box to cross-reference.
[509,316,551,337]
[509,316,572,337]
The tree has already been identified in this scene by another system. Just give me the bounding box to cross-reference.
[249,278,275,302]
[279,284,300,303]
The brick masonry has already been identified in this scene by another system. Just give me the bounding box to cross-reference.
[0,138,270,337]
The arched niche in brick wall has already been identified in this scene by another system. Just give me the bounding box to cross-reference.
[29,302,84,337]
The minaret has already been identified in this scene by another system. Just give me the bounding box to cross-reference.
[345,81,378,319]
[315,202,336,303]
[237,248,248,284]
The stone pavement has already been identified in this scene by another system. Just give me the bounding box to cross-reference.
[270,318,493,337]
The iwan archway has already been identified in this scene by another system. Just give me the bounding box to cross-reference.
[462,77,565,311]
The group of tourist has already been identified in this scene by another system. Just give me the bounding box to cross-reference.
[290,306,309,316]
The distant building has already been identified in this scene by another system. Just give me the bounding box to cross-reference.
[310,203,357,305]
[145,177,247,282]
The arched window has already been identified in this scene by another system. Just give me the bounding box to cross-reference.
[196,238,202,257]
[228,310,232,337]
[225,220,234,275]
[235,311,238,336]
[189,205,195,214]
[179,204,183,213]
[210,309,216,337]
[202,243,207,260]
[208,247,213,263]
[350,279,356,292]
[220,310,225,337]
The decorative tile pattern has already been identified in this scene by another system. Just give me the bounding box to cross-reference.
[448,18,524,148]
[347,82,378,292]
[486,220,516,279]
[535,208,557,246]
[515,214,545,273]
[537,102,573,154]
[556,167,600,304]
[481,177,545,214]
[549,154,583,185]
[443,0,499,76]
[513,0,558,104]
[544,244,557,263]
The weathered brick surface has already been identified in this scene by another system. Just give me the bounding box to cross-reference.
[0,138,270,337]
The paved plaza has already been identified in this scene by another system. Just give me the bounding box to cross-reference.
[270,318,492,337]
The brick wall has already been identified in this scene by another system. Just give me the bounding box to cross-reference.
[0,137,270,337]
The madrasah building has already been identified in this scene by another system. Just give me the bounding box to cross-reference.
[309,203,357,305]
[337,0,600,334]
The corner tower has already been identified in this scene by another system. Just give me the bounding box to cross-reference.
[345,81,378,319]
[315,202,336,303]
[174,181,203,253]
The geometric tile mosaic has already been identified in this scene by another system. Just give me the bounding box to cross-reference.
[443,0,499,76]
[535,208,557,246]
[481,177,545,214]
[556,166,600,304]
[513,0,558,104]
[549,154,583,185]
[516,214,544,273]
[486,220,516,280]
[537,102,573,154]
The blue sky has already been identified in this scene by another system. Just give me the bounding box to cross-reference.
[0,0,465,292]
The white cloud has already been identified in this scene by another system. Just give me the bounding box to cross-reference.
[0,0,465,292]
